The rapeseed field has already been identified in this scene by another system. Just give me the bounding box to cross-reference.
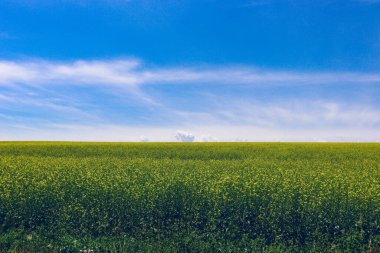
[0,142,379,252]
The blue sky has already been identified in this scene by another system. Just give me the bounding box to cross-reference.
[1,0,380,141]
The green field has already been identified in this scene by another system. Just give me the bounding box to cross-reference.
[0,142,379,252]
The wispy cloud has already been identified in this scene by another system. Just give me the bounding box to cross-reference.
[2,98,379,142]
[1,123,379,142]
[0,59,140,87]
[204,100,380,128]
[1,58,380,89]
[1,57,380,141]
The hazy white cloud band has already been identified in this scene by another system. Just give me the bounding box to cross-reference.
[1,59,380,88]
[1,58,380,141]
[1,124,379,142]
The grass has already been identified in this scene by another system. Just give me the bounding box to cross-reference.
[0,142,379,252]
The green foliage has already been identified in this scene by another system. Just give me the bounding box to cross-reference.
[0,142,379,252]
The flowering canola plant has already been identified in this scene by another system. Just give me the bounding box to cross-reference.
[0,142,379,252]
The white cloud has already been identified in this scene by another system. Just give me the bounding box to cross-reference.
[0,59,141,87]
[156,99,380,131]
[0,124,379,142]
[1,59,380,89]
[200,135,218,142]
[175,130,195,142]
[139,135,150,142]
[203,100,380,128]
[1,57,380,142]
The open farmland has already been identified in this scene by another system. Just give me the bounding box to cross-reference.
[0,142,379,252]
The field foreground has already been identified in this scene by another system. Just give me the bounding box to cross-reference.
[0,142,379,252]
